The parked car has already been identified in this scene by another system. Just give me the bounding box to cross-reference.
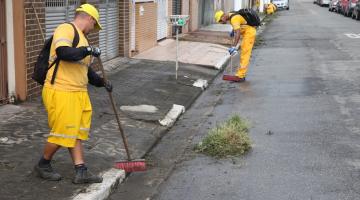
[344,0,360,16]
[318,0,331,6]
[273,0,290,10]
[329,0,340,11]
[352,1,360,19]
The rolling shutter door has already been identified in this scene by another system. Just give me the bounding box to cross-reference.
[199,0,214,26]
[45,0,79,39]
[172,0,182,35]
[99,0,119,61]
[157,0,168,40]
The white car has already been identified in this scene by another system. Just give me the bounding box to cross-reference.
[318,0,331,6]
[273,0,290,10]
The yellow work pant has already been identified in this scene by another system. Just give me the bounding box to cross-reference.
[236,26,256,78]
[267,6,275,15]
[42,87,92,147]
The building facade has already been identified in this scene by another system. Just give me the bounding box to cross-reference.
[0,0,260,105]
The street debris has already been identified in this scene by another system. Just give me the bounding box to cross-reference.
[195,115,252,158]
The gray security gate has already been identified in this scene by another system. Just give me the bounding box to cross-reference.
[45,0,80,38]
[99,0,119,61]
[0,0,8,105]
[157,0,168,40]
[199,0,215,26]
[172,0,182,35]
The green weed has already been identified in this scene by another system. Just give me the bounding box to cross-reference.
[195,115,252,158]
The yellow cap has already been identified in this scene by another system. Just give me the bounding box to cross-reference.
[214,10,224,23]
[76,4,102,30]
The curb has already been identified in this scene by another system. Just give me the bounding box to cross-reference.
[159,104,186,127]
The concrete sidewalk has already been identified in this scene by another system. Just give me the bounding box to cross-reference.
[0,57,220,200]
[133,39,230,70]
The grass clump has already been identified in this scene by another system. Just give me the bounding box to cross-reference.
[195,115,252,158]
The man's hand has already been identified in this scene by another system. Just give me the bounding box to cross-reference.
[229,30,235,38]
[86,46,101,57]
[103,80,113,92]
[228,47,237,55]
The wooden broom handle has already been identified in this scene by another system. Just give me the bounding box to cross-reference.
[97,57,132,161]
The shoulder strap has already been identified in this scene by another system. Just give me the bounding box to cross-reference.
[50,22,80,84]
[66,22,80,47]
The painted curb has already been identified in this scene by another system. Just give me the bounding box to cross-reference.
[71,168,126,200]
[215,54,230,70]
[159,104,186,127]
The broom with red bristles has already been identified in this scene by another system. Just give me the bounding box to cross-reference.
[97,57,146,173]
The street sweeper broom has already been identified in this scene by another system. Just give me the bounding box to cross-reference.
[222,50,241,81]
[97,57,146,173]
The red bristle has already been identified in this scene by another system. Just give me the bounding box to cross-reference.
[114,161,146,172]
[223,75,240,81]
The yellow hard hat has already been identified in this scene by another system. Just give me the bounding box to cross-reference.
[76,4,102,30]
[214,10,224,23]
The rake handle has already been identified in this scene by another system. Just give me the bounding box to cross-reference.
[97,57,132,161]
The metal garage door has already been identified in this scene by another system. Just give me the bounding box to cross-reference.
[99,0,119,61]
[45,0,80,38]
[0,0,8,105]
[157,0,168,40]
[172,0,182,35]
[199,0,215,26]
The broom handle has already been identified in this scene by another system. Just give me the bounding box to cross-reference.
[31,1,45,42]
[97,57,132,161]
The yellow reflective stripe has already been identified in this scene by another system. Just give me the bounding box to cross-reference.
[49,55,57,63]
[80,127,90,132]
[54,38,72,47]
[49,132,78,139]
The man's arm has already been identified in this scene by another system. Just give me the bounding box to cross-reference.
[87,67,104,87]
[56,46,90,61]
[88,67,113,92]
[233,29,241,48]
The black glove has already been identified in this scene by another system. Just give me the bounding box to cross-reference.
[103,80,113,92]
[86,46,101,57]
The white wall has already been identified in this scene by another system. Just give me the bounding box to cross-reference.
[234,0,242,10]
[6,0,15,99]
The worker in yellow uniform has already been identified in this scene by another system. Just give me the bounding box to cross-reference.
[34,4,112,184]
[215,10,257,82]
[266,2,277,15]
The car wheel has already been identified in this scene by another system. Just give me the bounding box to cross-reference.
[287,7,290,10]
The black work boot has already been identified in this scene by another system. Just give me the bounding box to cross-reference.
[72,165,103,184]
[34,164,62,181]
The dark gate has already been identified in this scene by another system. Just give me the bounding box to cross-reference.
[0,0,8,105]
[172,0,182,35]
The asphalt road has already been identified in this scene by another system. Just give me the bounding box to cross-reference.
[110,0,360,199]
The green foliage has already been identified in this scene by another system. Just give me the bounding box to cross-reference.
[195,115,252,158]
